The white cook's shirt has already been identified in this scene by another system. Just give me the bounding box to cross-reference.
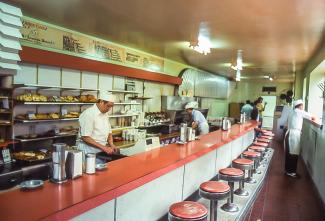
[286,108,311,155]
[287,108,311,131]
[77,104,112,154]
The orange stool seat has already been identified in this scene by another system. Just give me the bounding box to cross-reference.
[219,168,244,177]
[200,181,230,193]
[256,138,270,143]
[253,141,268,147]
[169,201,208,221]
[233,158,254,165]
[243,151,261,158]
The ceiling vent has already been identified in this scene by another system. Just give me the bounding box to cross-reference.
[0,2,23,75]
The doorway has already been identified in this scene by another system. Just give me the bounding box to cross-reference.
[261,95,277,129]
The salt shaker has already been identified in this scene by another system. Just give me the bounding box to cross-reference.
[85,153,96,174]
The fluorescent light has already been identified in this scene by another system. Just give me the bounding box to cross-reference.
[269,76,273,81]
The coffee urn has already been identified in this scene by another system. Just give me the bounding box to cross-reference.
[50,143,68,183]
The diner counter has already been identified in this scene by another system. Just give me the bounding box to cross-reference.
[301,119,325,205]
[0,121,258,221]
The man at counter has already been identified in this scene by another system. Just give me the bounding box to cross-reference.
[185,101,209,135]
[77,91,118,162]
[241,100,253,119]
[284,99,315,178]
[256,97,267,128]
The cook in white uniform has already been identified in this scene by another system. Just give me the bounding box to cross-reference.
[185,101,209,135]
[284,99,314,178]
[77,91,118,161]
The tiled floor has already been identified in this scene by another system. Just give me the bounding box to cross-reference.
[245,140,325,221]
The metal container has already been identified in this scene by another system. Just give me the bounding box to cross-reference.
[180,123,187,142]
[51,143,67,184]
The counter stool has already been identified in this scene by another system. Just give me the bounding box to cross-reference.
[232,158,254,196]
[248,146,266,159]
[253,141,269,148]
[242,151,262,175]
[256,138,270,144]
[218,168,244,212]
[168,201,208,221]
[260,135,273,140]
[199,181,230,221]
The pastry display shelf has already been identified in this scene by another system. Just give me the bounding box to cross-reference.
[15,133,77,143]
[15,118,79,123]
[13,84,100,92]
[14,101,96,105]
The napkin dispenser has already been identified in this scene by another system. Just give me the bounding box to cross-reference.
[66,150,83,179]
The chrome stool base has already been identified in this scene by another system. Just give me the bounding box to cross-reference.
[234,187,249,196]
[221,202,239,213]
[245,177,257,184]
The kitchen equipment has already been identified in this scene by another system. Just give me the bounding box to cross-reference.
[239,113,246,124]
[20,179,44,190]
[85,153,96,174]
[187,127,193,141]
[50,143,67,184]
[222,118,231,131]
[161,124,179,134]
[66,150,83,179]
[180,123,187,143]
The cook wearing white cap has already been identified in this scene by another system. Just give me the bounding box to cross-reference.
[77,91,118,161]
[185,101,209,135]
[284,99,315,178]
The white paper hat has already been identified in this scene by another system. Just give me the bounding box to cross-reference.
[98,91,113,102]
[293,99,303,107]
[185,101,198,109]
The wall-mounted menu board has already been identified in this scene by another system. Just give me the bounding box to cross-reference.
[20,17,164,72]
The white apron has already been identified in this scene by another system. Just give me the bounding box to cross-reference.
[285,129,301,155]
[198,122,209,135]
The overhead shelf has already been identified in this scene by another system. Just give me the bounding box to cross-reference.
[114,102,141,105]
[108,89,139,94]
[15,118,79,123]
[13,84,100,92]
[15,101,95,105]
[128,97,152,100]
[15,133,77,143]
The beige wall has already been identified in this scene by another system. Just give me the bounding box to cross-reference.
[228,81,293,104]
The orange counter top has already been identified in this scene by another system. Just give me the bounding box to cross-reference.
[0,121,258,221]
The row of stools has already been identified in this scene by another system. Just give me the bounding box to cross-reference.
[168,131,274,221]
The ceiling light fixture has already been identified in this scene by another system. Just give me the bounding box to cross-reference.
[189,22,211,55]
[234,50,243,81]
[269,75,274,81]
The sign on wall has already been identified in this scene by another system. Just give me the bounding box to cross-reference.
[20,17,164,72]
